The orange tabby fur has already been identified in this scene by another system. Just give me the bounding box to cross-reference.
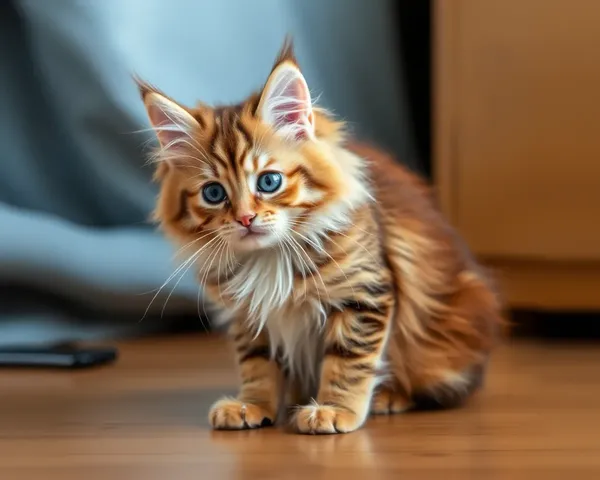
[137,39,502,434]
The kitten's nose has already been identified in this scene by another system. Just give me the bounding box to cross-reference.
[236,213,256,228]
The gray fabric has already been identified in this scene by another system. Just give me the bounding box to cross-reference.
[0,0,416,344]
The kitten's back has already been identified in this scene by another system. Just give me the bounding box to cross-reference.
[350,142,502,407]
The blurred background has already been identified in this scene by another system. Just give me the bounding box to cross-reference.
[0,0,429,346]
[1,0,598,347]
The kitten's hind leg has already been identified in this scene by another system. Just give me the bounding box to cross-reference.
[410,362,487,411]
[370,386,412,415]
[370,363,485,415]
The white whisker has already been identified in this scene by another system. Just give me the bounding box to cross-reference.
[215,237,228,301]
[140,245,206,321]
[159,233,223,318]
[196,285,210,332]
[198,237,228,316]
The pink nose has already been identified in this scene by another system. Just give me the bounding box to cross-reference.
[236,214,256,228]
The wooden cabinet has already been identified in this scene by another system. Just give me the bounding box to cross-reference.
[434,0,600,310]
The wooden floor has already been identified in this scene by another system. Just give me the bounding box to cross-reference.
[1,334,599,480]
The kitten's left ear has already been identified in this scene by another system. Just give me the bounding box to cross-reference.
[257,41,315,141]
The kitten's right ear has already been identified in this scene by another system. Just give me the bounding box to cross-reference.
[135,77,200,149]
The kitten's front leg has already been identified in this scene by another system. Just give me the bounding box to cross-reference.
[293,304,391,434]
[209,318,282,430]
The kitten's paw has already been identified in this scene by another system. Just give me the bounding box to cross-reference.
[370,389,412,415]
[292,403,363,435]
[208,397,275,430]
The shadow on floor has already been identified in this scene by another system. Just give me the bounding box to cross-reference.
[510,310,600,341]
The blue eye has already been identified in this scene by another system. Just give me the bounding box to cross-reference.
[257,172,283,193]
[202,182,227,204]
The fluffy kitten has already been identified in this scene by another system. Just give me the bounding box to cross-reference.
[137,39,502,434]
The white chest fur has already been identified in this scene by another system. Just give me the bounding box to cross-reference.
[217,248,327,384]
[265,300,325,383]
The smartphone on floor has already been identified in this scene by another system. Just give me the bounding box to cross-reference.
[0,344,118,369]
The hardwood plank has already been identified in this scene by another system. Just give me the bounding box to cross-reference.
[1,334,599,479]
[485,259,600,310]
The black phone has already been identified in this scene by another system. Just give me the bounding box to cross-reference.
[0,344,118,369]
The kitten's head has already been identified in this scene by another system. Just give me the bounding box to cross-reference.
[138,39,369,255]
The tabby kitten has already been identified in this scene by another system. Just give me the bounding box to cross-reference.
[137,40,502,434]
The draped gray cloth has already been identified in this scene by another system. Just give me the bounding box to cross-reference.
[0,0,416,345]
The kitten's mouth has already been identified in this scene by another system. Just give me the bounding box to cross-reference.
[235,227,275,251]
[240,228,268,239]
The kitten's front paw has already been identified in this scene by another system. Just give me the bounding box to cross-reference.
[292,403,363,435]
[208,397,275,430]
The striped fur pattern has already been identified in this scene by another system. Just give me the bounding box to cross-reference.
[137,40,503,434]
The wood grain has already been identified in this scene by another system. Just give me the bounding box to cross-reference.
[1,334,599,479]
[432,0,459,220]
[435,0,600,260]
[434,0,600,309]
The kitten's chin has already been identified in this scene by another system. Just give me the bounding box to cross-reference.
[232,231,280,252]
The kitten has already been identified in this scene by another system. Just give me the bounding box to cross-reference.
[137,39,502,434]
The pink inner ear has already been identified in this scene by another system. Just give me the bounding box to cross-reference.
[272,81,310,140]
[148,104,186,146]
